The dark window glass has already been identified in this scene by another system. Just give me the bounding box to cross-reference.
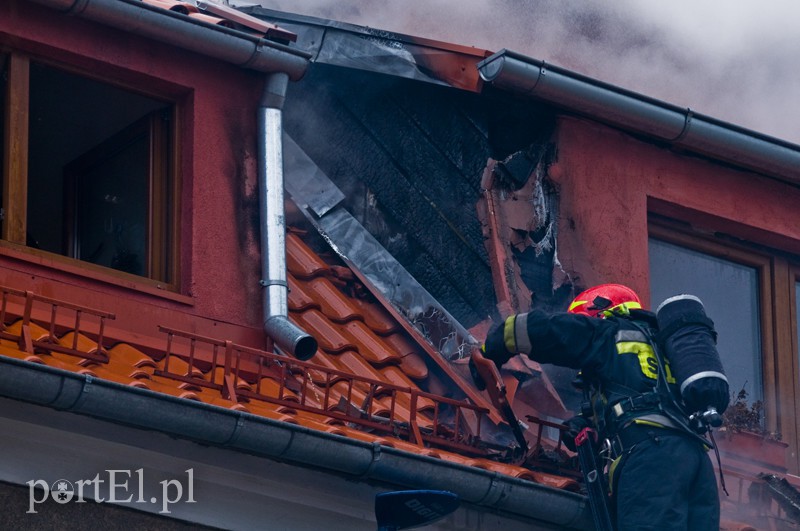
[796,280,800,383]
[649,238,763,404]
[25,62,173,280]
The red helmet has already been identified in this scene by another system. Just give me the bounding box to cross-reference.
[568,284,642,318]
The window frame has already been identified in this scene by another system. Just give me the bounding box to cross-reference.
[649,219,800,472]
[1,50,182,294]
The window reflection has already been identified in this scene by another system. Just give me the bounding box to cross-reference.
[649,238,762,404]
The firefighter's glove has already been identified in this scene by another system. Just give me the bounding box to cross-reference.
[468,356,487,391]
[561,415,593,453]
[481,321,514,369]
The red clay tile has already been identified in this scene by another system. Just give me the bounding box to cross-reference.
[287,277,321,312]
[206,367,250,390]
[303,277,361,323]
[141,0,198,14]
[252,377,302,404]
[291,309,355,353]
[286,232,330,278]
[303,353,349,386]
[327,350,384,382]
[108,343,158,369]
[341,321,401,365]
[398,353,429,381]
[163,355,205,379]
[58,331,98,353]
[349,297,398,335]
[381,332,417,358]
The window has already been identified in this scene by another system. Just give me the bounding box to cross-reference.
[1,53,179,286]
[796,277,800,371]
[649,221,800,472]
[649,238,763,404]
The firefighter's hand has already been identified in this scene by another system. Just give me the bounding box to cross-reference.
[561,415,592,452]
[481,322,513,368]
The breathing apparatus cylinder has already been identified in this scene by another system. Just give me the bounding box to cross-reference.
[656,295,729,427]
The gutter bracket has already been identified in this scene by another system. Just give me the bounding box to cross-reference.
[360,442,383,479]
[669,108,694,143]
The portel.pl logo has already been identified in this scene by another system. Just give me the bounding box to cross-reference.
[27,469,195,515]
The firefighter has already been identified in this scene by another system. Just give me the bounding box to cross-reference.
[474,283,728,530]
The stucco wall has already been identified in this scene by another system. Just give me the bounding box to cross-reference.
[549,116,800,308]
[0,1,266,345]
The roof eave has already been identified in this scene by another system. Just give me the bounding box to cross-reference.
[0,356,593,529]
[28,0,311,80]
[478,49,800,186]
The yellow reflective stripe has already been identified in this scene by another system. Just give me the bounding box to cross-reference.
[632,419,666,428]
[503,315,517,352]
[601,301,642,318]
[514,313,532,354]
[568,299,588,312]
[616,341,676,383]
[608,456,622,494]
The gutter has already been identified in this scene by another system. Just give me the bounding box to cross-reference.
[27,0,311,80]
[478,49,800,186]
[0,357,594,529]
[258,74,317,360]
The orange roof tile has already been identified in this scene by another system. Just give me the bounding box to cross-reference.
[0,230,579,491]
[139,0,298,42]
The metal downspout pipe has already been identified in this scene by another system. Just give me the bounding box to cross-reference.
[258,73,317,360]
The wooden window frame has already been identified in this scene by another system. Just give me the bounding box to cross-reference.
[650,220,800,472]
[1,51,181,293]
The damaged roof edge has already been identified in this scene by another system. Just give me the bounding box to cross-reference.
[478,49,800,186]
[0,357,593,529]
[29,0,312,80]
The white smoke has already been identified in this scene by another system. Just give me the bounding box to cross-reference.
[246,0,800,144]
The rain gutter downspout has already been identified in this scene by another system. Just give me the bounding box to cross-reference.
[0,357,593,529]
[28,0,311,79]
[477,49,800,185]
[258,74,317,360]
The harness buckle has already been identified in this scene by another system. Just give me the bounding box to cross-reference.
[575,427,597,447]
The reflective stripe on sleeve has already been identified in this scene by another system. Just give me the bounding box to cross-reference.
[503,315,517,352]
[514,313,532,354]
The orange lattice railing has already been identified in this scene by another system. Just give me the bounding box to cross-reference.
[0,285,115,362]
[156,325,491,455]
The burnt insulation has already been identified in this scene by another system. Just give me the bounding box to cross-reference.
[759,473,800,524]
[283,64,555,326]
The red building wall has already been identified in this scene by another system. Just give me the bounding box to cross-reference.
[1,1,268,347]
[551,116,800,308]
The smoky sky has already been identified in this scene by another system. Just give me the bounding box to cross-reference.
[246,0,800,145]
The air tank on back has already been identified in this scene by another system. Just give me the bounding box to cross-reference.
[656,294,729,427]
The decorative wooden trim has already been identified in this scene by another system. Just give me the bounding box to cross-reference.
[0,240,191,305]
[2,53,29,245]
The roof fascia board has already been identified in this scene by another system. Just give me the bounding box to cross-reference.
[478,49,800,185]
[27,0,311,79]
[241,6,488,91]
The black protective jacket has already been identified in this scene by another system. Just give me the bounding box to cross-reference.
[508,308,684,437]
[503,307,721,530]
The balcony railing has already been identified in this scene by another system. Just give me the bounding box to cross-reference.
[156,325,491,455]
[0,285,115,362]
